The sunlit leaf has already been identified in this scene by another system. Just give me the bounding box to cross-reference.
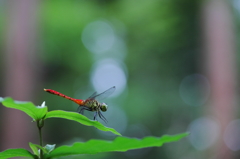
[45,133,189,159]
[44,110,121,136]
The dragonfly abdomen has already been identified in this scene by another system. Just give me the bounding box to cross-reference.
[44,89,84,105]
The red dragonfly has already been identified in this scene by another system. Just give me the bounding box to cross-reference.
[44,86,116,123]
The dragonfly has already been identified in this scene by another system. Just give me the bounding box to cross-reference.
[44,86,116,123]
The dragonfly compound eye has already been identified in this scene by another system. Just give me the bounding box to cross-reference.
[100,103,108,112]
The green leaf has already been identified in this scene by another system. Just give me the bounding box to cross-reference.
[29,143,40,157]
[1,97,48,121]
[45,133,189,159]
[0,148,36,159]
[29,143,48,156]
[44,110,121,136]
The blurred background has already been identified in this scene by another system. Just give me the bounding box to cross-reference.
[0,0,239,158]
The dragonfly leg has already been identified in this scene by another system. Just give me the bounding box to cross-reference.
[77,107,83,114]
[93,112,98,121]
[98,111,108,123]
[78,106,91,114]
[78,107,85,114]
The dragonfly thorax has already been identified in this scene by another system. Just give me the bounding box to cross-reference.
[84,100,108,112]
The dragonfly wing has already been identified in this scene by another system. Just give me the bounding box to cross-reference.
[88,86,116,101]
[88,92,97,100]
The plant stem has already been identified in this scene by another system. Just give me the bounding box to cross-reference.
[37,120,44,159]
[39,127,43,159]
[39,126,43,147]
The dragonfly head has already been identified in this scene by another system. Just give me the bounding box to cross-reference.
[100,103,108,112]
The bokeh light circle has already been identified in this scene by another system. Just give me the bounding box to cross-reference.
[82,20,116,54]
[188,117,220,150]
[224,119,240,151]
[91,58,127,97]
[179,74,210,106]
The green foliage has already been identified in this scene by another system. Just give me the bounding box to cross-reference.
[29,143,49,158]
[1,97,48,121]
[45,134,189,158]
[0,97,188,159]
[29,142,42,157]
[0,148,37,159]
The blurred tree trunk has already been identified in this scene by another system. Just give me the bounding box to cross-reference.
[1,0,39,150]
[201,0,236,158]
